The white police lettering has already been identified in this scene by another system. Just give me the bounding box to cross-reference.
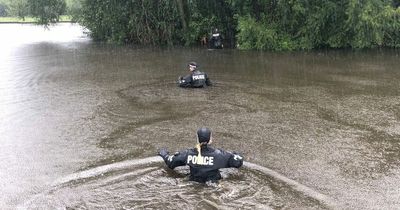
[192,75,205,80]
[233,154,243,161]
[187,155,214,165]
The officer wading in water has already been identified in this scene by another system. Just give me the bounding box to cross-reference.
[158,127,243,183]
[177,62,212,88]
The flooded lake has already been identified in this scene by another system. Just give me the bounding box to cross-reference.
[1,23,399,209]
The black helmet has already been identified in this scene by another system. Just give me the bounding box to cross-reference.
[188,61,198,68]
[197,127,211,143]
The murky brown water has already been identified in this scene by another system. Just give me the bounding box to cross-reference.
[1,23,399,209]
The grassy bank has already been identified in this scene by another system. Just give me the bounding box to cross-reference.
[0,15,72,23]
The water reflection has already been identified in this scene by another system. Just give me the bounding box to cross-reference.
[0,23,88,48]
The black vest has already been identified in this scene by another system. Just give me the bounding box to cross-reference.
[191,71,207,87]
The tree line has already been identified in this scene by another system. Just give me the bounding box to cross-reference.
[2,0,400,50]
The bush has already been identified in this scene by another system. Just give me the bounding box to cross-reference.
[382,6,400,47]
[0,3,8,17]
[236,16,295,51]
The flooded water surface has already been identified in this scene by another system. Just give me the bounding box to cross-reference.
[1,23,399,209]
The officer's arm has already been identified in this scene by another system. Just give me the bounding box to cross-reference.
[164,150,188,169]
[178,74,192,88]
[227,152,243,168]
[205,74,212,86]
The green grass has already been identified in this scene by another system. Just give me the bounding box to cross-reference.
[0,15,73,23]
[59,15,72,22]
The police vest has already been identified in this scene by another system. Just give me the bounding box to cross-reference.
[191,72,206,87]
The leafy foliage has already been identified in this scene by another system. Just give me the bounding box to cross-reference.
[0,3,8,17]
[7,0,400,50]
[78,0,181,44]
[65,0,81,20]
[28,0,66,25]
[236,16,294,50]
[8,0,29,20]
[235,0,400,50]
[381,5,400,47]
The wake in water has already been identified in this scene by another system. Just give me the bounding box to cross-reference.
[20,157,335,209]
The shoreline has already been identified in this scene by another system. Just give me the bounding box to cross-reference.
[0,16,73,24]
[0,21,75,24]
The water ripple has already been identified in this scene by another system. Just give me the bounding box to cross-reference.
[20,157,336,209]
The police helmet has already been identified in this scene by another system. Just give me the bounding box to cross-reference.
[188,62,198,68]
[197,127,211,143]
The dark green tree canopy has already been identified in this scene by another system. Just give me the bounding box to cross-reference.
[28,0,66,25]
[24,0,400,49]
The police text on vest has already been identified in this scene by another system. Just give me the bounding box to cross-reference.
[187,155,214,165]
[192,75,205,80]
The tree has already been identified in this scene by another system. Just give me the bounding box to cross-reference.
[8,0,29,20]
[28,0,66,25]
[65,0,81,19]
[176,0,189,33]
[0,2,8,17]
[235,0,400,50]
[393,0,400,7]
[28,0,397,50]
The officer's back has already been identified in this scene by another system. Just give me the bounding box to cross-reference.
[158,127,243,183]
[185,146,242,183]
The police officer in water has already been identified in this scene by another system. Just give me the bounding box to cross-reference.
[158,127,243,183]
[209,28,223,49]
[177,62,212,88]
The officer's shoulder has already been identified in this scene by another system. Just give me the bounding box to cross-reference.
[175,149,190,155]
[213,148,225,154]
[215,148,234,155]
[188,148,197,154]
